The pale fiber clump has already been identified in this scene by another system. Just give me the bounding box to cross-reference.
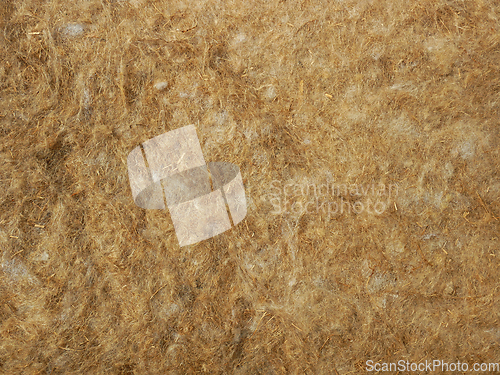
[1,0,500,373]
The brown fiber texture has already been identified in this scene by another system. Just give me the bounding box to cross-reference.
[1,0,500,373]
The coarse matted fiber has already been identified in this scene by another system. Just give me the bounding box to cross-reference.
[1,0,499,373]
